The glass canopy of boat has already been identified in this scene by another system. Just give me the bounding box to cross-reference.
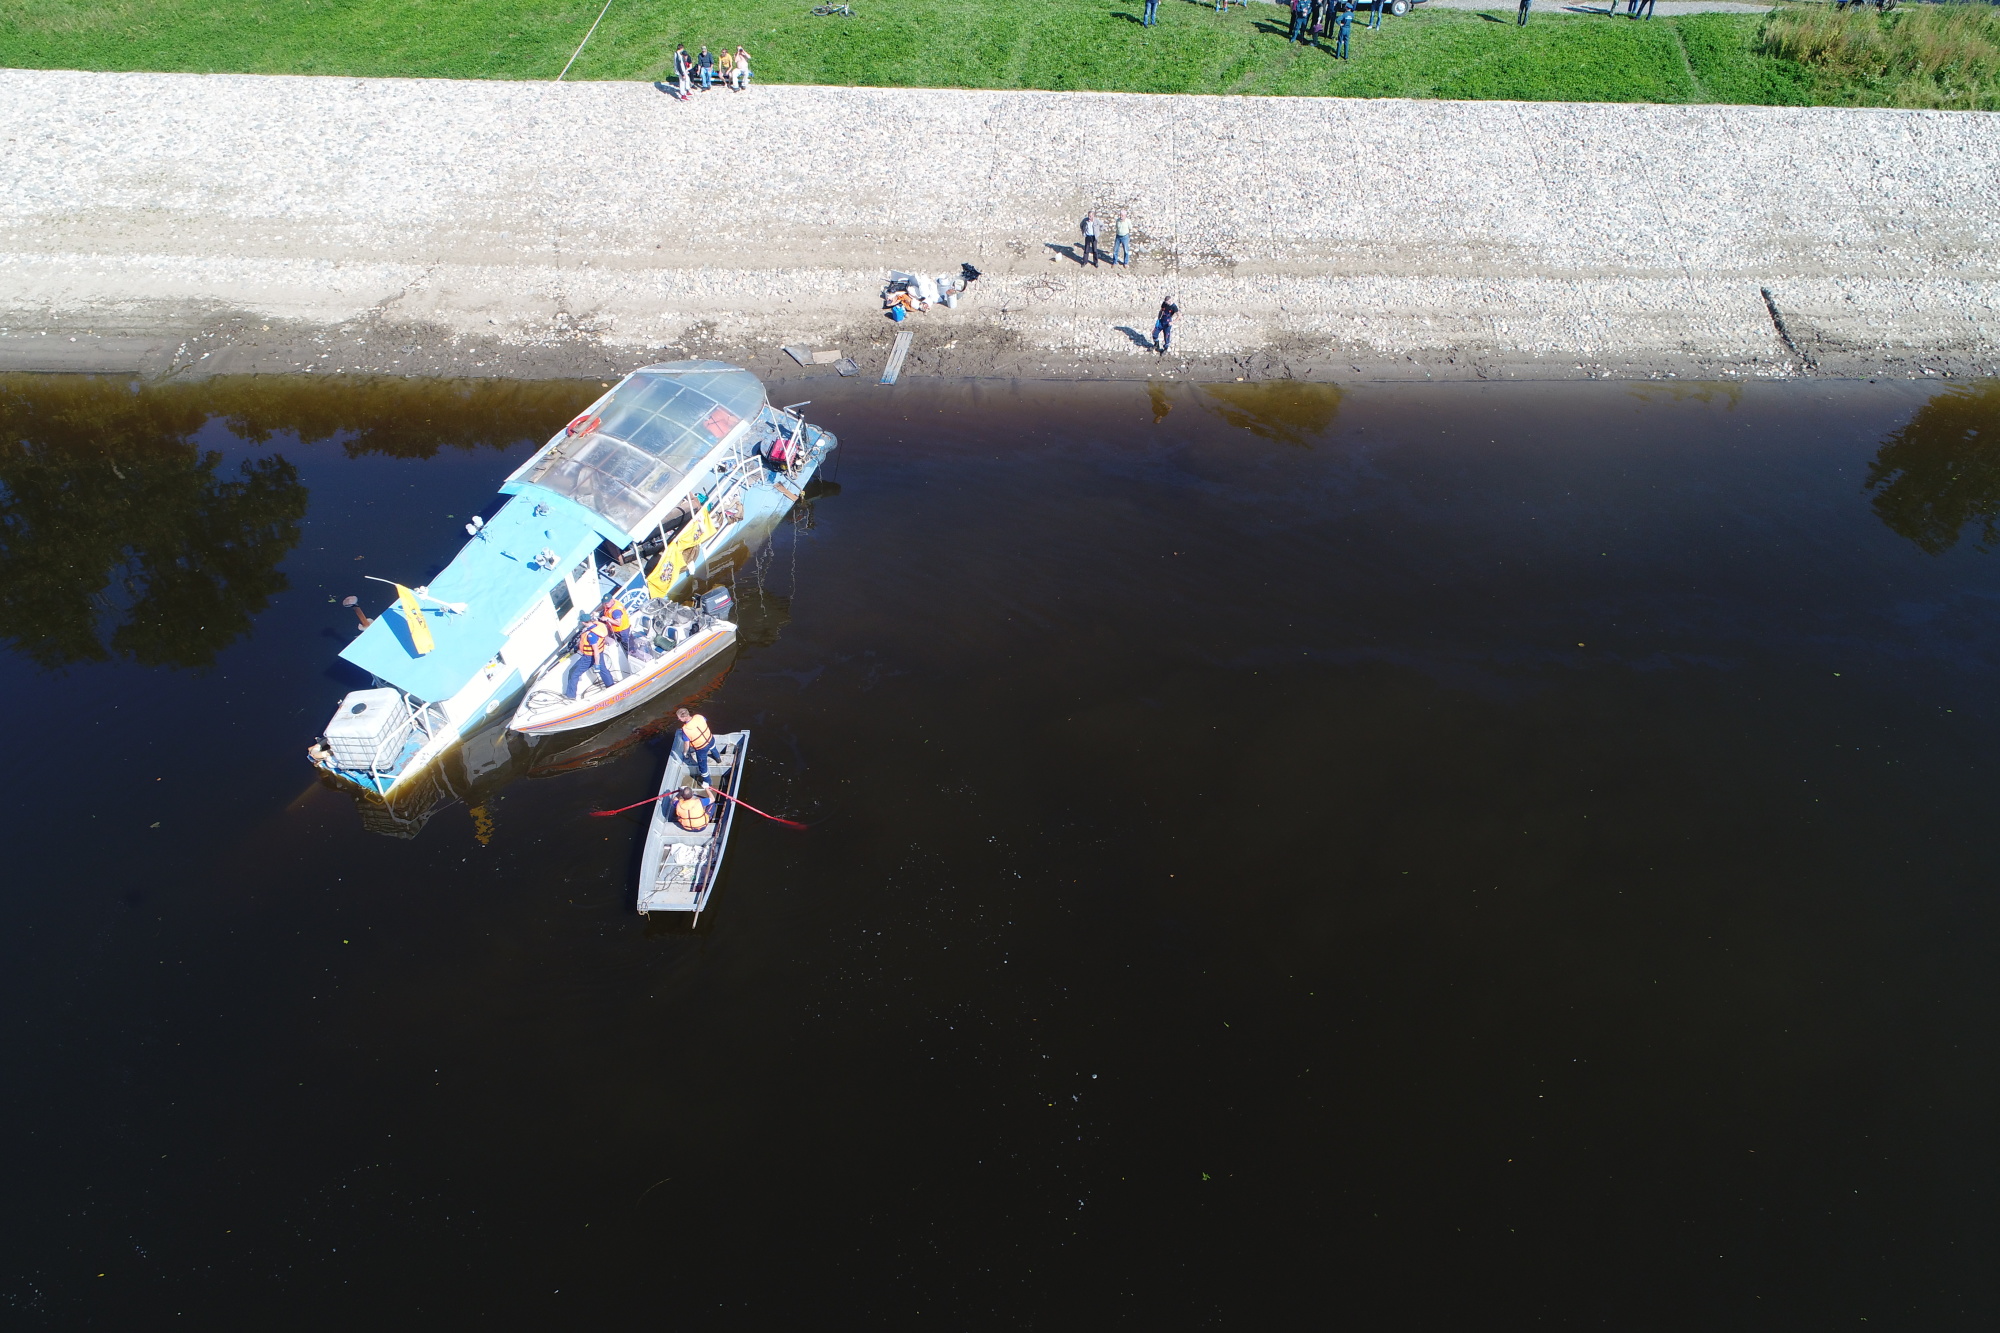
[509,362,768,536]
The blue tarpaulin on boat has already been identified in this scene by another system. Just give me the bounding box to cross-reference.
[340,492,602,702]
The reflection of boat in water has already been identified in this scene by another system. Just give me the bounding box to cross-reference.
[636,730,750,919]
[306,361,835,807]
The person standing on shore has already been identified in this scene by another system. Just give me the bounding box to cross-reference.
[1112,211,1132,266]
[1081,212,1100,268]
[1517,0,1531,25]
[1367,0,1383,30]
[1335,0,1353,59]
[1633,0,1654,16]
[1143,0,1160,24]
[1152,295,1178,354]
[671,44,693,99]
[1290,0,1311,43]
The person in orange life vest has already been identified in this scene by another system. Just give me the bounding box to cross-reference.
[670,782,713,831]
[675,706,717,780]
[599,600,645,658]
[564,619,614,699]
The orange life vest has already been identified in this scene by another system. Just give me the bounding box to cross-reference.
[601,603,632,633]
[680,714,713,749]
[673,795,710,830]
[577,622,609,657]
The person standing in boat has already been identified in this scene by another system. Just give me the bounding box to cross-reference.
[599,600,645,660]
[676,707,717,780]
[671,782,713,831]
[565,619,615,699]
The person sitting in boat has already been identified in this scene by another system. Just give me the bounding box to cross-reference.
[564,619,615,699]
[599,600,646,660]
[676,707,716,780]
[670,782,713,831]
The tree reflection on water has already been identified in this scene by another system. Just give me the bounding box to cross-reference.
[0,375,308,670]
[1195,381,1343,446]
[1865,381,2000,556]
[0,374,599,670]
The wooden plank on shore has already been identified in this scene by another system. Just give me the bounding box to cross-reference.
[880,331,912,385]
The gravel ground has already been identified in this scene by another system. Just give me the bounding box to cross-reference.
[0,69,1994,385]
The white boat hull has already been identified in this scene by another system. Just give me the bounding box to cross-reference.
[510,623,737,736]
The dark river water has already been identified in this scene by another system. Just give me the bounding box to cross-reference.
[3,372,1998,1327]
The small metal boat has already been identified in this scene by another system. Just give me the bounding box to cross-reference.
[637,730,749,919]
[509,589,737,736]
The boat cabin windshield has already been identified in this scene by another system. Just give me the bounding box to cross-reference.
[519,362,768,533]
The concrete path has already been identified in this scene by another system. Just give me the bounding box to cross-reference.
[0,69,1993,383]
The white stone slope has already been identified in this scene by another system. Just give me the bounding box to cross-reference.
[1,68,1994,379]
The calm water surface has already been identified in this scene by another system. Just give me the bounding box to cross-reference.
[2,373,1997,1326]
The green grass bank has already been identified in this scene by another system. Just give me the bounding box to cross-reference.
[4,0,1996,108]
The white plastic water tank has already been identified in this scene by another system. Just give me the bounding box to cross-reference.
[323,688,414,770]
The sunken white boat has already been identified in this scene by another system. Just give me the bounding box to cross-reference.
[308,362,833,800]
[637,730,750,918]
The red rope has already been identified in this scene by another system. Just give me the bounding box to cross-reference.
[590,785,806,829]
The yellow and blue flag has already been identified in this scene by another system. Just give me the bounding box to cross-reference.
[394,583,435,655]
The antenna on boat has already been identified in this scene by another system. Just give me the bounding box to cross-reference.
[780,401,811,413]
[363,575,467,615]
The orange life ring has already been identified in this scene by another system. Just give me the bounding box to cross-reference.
[566,413,603,436]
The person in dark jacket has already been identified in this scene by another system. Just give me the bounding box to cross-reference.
[697,46,717,90]
[1290,0,1311,42]
[1081,213,1100,268]
[1152,296,1179,354]
[1334,0,1353,58]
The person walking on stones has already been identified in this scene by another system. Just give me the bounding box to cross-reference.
[1152,295,1179,354]
[1143,0,1160,24]
[1516,0,1531,25]
[1081,212,1100,268]
[1290,0,1311,43]
[1112,211,1132,266]
[1334,0,1353,59]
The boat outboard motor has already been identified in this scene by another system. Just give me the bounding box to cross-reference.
[700,586,734,620]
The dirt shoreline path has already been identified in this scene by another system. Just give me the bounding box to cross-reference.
[2,69,1994,386]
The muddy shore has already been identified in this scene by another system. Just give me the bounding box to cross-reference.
[3,70,1995,385]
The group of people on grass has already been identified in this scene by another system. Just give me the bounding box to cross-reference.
[1291,0,1380,58]
[665,43,751,99]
